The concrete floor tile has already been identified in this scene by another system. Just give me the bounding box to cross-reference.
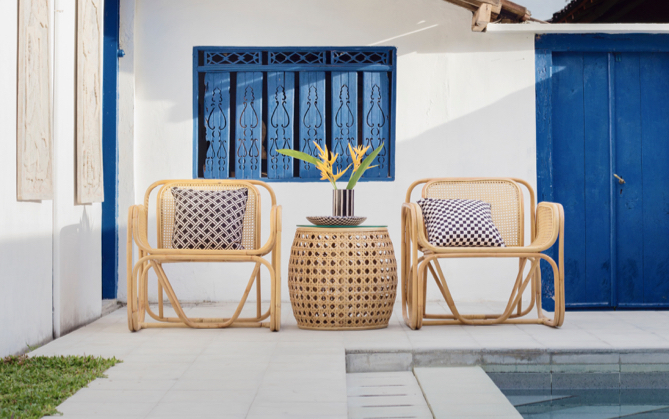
[85,378,177,391]
[170,378,262,391]
[148,401,251,415]
[56,401,157,416]
[179,367,266,381]
[28,301,669,419]
[160,389,256,404]
[247,401,348,417]
[64,388,167,404]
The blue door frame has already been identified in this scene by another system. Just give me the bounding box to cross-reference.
[102,0,120,299]
[536,34,669,311]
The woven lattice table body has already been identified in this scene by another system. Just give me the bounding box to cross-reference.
[288,227,398,330]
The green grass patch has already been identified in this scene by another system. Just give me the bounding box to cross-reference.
[0,354,120,419]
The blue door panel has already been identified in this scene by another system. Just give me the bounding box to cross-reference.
[640,53,669,304]
[614,53,645,305]
[582,53,612,306]
[540,40,669,309]
[552,53,588,305]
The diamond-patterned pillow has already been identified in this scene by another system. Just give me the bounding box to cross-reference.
[417,198,505,248]
[171,187,248,250]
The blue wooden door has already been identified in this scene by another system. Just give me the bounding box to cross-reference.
[546,50,669,309]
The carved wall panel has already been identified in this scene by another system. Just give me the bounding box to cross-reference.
[17,0,53,201]
[77,0,104,203]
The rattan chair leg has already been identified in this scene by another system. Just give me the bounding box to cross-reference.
[256,271,262,319]
[126,207,136,332]
[535,254,564,327]
[271,221,281,332]
[514,261,537,318]
[158,282,164,318]
[151,261,261,329]
[425,256,539,326]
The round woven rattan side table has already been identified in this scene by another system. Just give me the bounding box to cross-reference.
[288,225,398,330]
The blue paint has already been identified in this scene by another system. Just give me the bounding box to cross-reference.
[615,53,644,305]
[198,65,393,72]
[235,72,263,179]
[552,52,588,306]
[362,72,389,178]
[535,49,555,312]
[639,53,669,304]
[389,48,397,181]
[536,34,669,52]
[536,34,669,310]
[298,72,326,178]
[101,0,119,299]
[331,72,357,173]
[192,49,200,179]
[192,46,397,182]
[203,73,231,179]
[267,72,294,179]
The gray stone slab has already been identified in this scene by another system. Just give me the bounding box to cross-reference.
[487,372,552,390]
[482,350,550,365]
[550,363,620,373]
[621,372,669,389]
[413,350,483,367]
[482,364,552,373]
[620,351,669,364]
[552,373,620,389]
[551,352,620,365]
[347,371,432,419]
[415,367,522,418]
[345,352,412,373]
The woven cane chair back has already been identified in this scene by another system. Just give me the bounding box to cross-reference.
[156,181,260,250]
[423,179,524,247]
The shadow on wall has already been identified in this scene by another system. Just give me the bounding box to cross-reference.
[58,207,102,335]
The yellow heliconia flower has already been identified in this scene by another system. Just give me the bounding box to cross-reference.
[331,165,351,182]
[312,141,350,188]
[348,143,370,171]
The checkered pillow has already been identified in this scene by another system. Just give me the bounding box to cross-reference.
[417,198,505,248]
[171,187,248,250]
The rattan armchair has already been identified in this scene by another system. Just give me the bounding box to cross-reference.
[401,178,565,328]
[126,179,282,332]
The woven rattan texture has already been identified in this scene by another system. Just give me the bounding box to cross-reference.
[288,228,397,330]
[534,204,555,248]
[424,180,522,247]
[158,183,258,250]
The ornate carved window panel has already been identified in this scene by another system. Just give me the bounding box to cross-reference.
[193,47,397,182]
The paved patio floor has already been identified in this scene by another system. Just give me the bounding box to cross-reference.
[30,302,669,418]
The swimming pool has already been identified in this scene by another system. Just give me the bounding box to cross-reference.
[504,389,669,418]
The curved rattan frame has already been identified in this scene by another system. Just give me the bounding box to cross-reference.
[401,177,565,328]
[126,179,282,332]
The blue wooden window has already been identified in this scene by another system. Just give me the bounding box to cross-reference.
[192,47,397,181]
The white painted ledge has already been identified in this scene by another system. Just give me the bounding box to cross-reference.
[488,23,669,34]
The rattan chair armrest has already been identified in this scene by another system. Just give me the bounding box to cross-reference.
[402,202,430,248]
[528,202,563,251]
[129,204,156,253]
[255,205,282,255]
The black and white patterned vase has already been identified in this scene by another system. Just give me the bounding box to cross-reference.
[332,189,354,217]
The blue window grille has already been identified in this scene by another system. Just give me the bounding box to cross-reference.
[192,47,397,181]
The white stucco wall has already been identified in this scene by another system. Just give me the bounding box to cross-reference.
[125,0,538,305]
[0,0,102,357]
[52,0,102,337]
[0,2,54,356]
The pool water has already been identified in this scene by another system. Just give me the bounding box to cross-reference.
[503,389,669,418]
